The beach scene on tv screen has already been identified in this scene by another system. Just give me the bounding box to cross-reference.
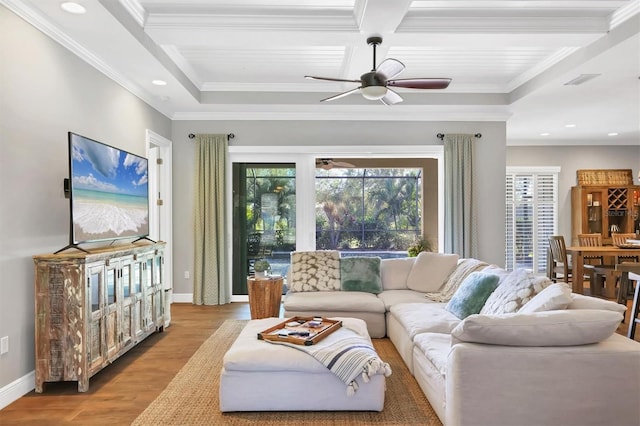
[71,134,149,243]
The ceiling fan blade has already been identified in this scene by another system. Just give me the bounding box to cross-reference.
[376,58,405,80]
[316,158,332,169]
[331,161,355,168]
[305,75,362,84]
[380,88,403,105]
[319,87,361,102]
[387,78,452,90]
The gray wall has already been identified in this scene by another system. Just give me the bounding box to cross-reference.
[0,6,171,390]
[506,145,640,243]
[170,120,507,295]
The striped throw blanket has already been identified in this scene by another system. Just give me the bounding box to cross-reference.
[265,327,392,396]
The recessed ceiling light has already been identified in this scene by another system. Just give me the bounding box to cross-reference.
[540,132,550,136]
[152,80,167,86]
[565,124,576,128]
[60,2,86,14]
[608,132,619,136]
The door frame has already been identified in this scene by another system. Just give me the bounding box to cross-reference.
[146,129,173,326]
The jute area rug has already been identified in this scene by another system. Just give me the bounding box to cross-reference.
[132,319,442,426]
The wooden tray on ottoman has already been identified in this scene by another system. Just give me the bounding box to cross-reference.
[257,316,342,346]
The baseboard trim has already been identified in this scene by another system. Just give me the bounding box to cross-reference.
[0,371,35,410]
[172,293,193,303]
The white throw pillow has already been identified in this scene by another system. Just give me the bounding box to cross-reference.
[380,258,415,290]
[288,251,341,292]
[480,269,552,315]
[406,252,459,293]
[518,283,573,313]
[451,309,623,346]
[567,293,627,314]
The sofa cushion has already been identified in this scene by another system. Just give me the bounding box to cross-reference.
[377,289,432,310]
[518,283,572,314]
[289,251,341,292]
[567,293,627,314]
[480,269,552,315]
[445,272,500,319]
[380,258,415,290]
[451,309,623,346]
[389,302,461,338]
[340,256,382,294]
[283,290,386,313]
[412,332,451,378]
[424,258,489,303]
[406,252,460,293]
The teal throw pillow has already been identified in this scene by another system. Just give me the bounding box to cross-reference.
[340,257,383,294]
[445,272,500,319]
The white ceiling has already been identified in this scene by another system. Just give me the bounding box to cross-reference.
[5,0,640,145]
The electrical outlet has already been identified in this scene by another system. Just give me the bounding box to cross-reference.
[184,271,190,279]
[0,336,8,355]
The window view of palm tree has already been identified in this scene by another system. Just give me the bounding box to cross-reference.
[316,167,422,255]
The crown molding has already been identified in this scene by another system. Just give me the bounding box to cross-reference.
[145,12,357,32]
[507,138,640,146]
[117,0,147,27]
[506,47,579,92]
[199,81,508,93]
[398,16,608,33]
[1,0,174,118]
[610,0,640,29]
[171,104,511,121]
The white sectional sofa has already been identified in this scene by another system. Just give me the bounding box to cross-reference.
[282,251,640,426]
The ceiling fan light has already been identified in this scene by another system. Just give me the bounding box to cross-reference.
[361,85,387,100]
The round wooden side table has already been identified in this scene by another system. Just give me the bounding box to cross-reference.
[247,276,283,319]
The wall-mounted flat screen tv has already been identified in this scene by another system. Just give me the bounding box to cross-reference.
[67,132,149,246]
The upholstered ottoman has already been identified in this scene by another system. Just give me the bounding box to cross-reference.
[219,317,387,412]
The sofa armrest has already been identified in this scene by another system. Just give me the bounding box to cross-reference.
[445,333,640,426]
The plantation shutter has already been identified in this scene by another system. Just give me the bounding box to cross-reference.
[505,167,559,272]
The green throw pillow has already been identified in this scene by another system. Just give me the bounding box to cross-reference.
[340,257,383,294]
[445,272,500,319]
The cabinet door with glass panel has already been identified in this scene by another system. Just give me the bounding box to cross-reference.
[142,250,164,334]
[128,254,145,342]
[152,251,164,328]
[104,260,120,361]
[119,255,137,350]
[87,262,107,376]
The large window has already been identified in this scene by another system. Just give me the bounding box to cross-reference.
[315,167,422,252]
[228,146,444,300]
[231,163,296,295]
[505,167,560,272]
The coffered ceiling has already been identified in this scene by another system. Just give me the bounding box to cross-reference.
[5,0,640,144]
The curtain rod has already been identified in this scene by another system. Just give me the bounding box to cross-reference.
[188,133,235,140]
[436,133,482,140]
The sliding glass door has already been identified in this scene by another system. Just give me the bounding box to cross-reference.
[232,163,296,295]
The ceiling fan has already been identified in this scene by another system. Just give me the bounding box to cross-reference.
[316,158,355,170]
[305,36,452,105]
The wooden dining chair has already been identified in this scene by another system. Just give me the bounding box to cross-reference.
[548,236,572,284]
[611,233,639,303]
[616,263,640,338]
[612,233,639,263]
[577,233,604,295]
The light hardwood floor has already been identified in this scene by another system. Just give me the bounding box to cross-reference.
[0,303,253,425]
[0,300,637,425]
